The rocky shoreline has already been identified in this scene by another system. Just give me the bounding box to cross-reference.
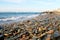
[0,11,60,40]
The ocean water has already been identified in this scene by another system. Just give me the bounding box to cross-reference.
[0,12,40,24]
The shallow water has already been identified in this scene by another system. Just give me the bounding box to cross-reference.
[0,12,40,24]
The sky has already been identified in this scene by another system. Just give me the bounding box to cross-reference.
[0,0,60,12]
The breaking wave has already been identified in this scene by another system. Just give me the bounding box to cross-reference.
[0,14,39,22]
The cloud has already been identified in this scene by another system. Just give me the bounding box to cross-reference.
[0,0,59,12]
[0,0,25,3]
[36,0,54,5]
[40,1,54,5]
[0,0,54,5]
[0,7,56,12]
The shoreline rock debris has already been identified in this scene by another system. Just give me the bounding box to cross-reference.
[0,11,60,40]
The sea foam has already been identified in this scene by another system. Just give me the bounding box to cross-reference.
[0,14,39,22]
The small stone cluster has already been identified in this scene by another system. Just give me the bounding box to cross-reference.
[0,12,60,40]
